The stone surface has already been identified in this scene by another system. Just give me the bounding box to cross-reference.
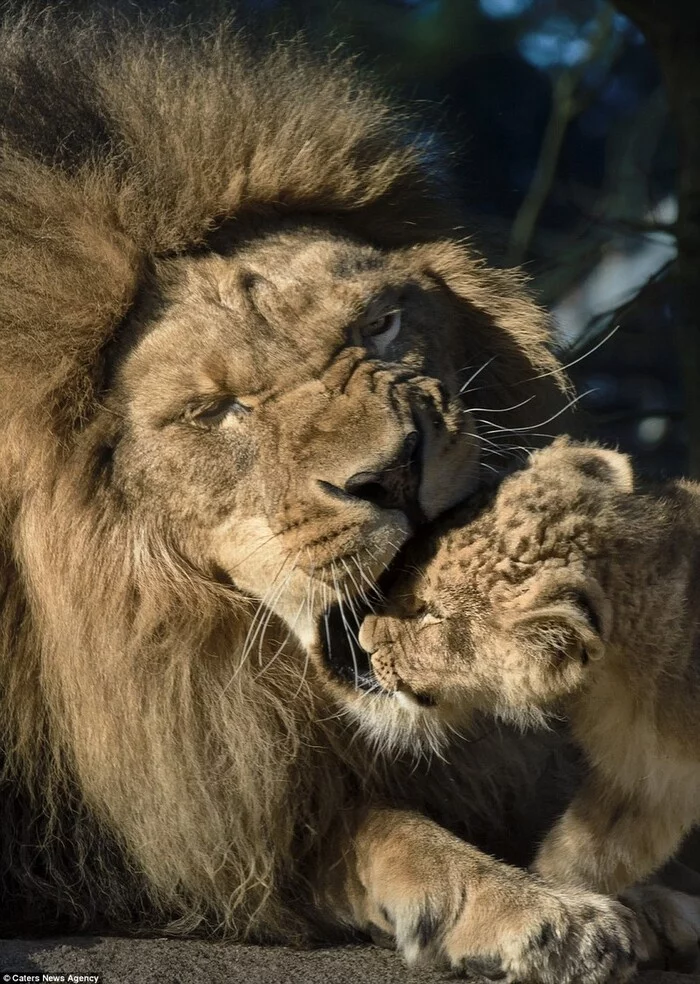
[0,937,697,984]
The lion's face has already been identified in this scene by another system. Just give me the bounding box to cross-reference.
[109,225,481,675]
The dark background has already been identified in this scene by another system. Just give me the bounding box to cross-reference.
[233,0,695,479]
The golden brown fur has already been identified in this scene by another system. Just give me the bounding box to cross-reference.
[0,6,687,981]
[360,437,700,904]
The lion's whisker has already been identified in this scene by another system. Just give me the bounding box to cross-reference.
[231,530,285,570]
[340,578,365,638]
[294,577,315,697]
[322,590,334,681]
[332,565,362,691]
[527,324,618,384]
[223,551,295,691]
[247,565,291,662]
[253,552,302,673]
[353,556,381,602]
[472,442,512,461]
[340,557,376,616]
[470,430,511,450]
[480,390,593,436]
[478,424,556,446]
[463,395,536,415]
[473,417,511,433]
[458,355,496,395]
[256,568,306,682]
[305,564,317,628]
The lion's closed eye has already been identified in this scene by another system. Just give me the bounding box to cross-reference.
[182,397,251,429]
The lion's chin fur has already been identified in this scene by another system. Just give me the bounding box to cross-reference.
[338,690,452,760]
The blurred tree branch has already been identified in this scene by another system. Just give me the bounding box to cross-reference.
[612,0,700,475]
[573,256,676,352]
[534,81,671,309]
[507,5,616,267]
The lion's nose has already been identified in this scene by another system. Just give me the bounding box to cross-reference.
[343,431,424,521]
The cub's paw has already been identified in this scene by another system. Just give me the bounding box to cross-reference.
[622,883,700,972]
[386,881,639,983]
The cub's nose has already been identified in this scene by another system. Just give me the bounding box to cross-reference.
[343,431,424,522]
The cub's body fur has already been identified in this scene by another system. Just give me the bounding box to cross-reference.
[360,438,700,897]
[0,7,688,981]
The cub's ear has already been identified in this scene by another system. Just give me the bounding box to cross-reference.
[546,438,634,493]
[572,445,634,493]
[509,577,611,672]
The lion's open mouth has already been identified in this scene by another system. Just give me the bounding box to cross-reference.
[318,601,377,691]
[317,545,413,692]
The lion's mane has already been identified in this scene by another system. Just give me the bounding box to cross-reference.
[0,5,562,940]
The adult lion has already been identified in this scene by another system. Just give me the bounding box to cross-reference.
[0,6,688,982]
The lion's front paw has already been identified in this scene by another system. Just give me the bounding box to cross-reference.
[483,890,639,984]
[391,884,639,983]
[353,811,641,983]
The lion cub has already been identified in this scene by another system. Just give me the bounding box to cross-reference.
[359,437,700,895]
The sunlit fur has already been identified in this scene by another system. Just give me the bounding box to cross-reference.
[0,6,570,940]
[362,438,700,897]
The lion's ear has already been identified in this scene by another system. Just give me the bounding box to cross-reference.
[411,241,569,415]
[414,240,557,359]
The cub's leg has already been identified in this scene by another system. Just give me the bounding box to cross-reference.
[534,774,690,896]
[320,807,640,983]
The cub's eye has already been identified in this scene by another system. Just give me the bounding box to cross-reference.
[183,397,249,429]
[367,309,401,356]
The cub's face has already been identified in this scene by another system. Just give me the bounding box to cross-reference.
[103,221,555,721]
[354,545,584,738]
[358,442,630,744]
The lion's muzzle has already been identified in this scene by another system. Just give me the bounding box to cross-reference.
[318,429,425,527]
